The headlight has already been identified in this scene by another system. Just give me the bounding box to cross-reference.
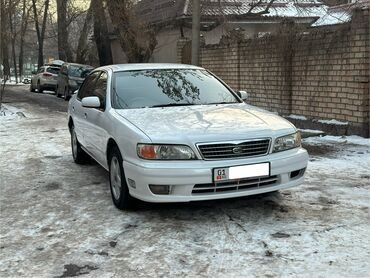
[273,132,301,152]
[68,80,78,87]
[137,144,197,160]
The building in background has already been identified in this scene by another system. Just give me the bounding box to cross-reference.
[110,0,359,64]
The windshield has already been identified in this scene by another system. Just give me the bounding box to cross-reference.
[68,65,92,78]
[112,69,239,109]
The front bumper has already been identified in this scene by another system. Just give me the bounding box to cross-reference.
[123,147,308,203]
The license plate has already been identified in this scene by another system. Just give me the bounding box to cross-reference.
[213,163,270,182]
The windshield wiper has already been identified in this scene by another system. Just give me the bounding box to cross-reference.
[150,103,196,108]
[206,101,238,105]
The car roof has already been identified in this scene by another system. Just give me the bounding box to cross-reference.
[93,63,204,73]
[64,62,93,68]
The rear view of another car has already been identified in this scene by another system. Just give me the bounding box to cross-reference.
[30,66,60,93]
[56,63,93,100]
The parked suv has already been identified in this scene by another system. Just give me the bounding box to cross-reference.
[30,66,61,93]
[56,63,93,100]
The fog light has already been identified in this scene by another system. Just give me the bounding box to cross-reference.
[127,178,136,188]
[149,184,172,195]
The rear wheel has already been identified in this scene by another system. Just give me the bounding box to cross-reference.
[71,125,89,164]
[37,81,43,93]
[30,83,36,92]
[109,146,135,210]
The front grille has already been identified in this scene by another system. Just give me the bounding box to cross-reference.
[192,175,278,194]
[197,139,271,160]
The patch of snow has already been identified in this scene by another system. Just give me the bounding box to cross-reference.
[287,114,307,120]
[0,104,26,121]
[317,119,348,125]
[303,135,370,146]
[299,128,323,134]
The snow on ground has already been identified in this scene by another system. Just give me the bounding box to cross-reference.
[287,114,307,120]
[317,119,349,126]
[0,104,26,121]
[0,102,369,277]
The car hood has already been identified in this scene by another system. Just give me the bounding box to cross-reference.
[114,103,296,143]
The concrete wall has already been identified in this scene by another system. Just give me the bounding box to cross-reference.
[179,9,369,136]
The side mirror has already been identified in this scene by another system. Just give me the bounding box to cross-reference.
[236,90,249,101]
[72,90,78,95]
[82,96,101,108]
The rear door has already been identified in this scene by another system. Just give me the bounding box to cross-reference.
[72,72,99,147]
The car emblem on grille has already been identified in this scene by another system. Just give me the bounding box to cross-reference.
[232,147,243,154]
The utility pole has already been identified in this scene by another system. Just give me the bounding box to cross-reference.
[191,0,200,66]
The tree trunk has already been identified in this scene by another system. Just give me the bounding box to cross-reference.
[9,10,18,83]
[1,0,10,78]
[19,0,30,79]
[76,3,93,64]
[106,0,157,63]
[92,0,112,66]
[32,0,50,68]
[56,0,72,61]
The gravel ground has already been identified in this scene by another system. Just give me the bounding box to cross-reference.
[1,86,369,277]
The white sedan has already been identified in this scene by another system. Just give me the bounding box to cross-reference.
[68,64,308,210]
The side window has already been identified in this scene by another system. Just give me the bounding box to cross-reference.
[93,72,108,108]
[61,65,67,75]
[77,72,99,100]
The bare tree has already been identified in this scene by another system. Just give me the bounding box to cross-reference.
[18,0,31,79]
[92,0,112,65]
[56,0,73,61]
[31,0,50,68]
[1,0,11,79]
[9,0,21,83]
[76,2,93,64]
[106,0,157,63]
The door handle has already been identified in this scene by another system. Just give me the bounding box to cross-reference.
[72,106,75,112]
[84,113,87,118]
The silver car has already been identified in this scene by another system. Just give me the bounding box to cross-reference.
[30,65,60,93]
[68,64,308,210]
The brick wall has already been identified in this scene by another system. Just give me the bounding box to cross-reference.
[180,9,369,137]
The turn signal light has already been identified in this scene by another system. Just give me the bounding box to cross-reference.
[138,145,156,159]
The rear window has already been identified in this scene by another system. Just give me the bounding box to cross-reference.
[68,65,92,78]
[46,67,60,75]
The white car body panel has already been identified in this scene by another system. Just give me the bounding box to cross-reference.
[68,64,308,203]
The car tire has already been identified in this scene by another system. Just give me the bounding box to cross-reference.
[108,146,135,210]
[56,86,61,97]
[37,81,43,93]
[71,125,89,164]
[30,83,36,92]
[64,87,70,101]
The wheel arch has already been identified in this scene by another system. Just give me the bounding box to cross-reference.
[106,138,121,164]
[68,117,74,133]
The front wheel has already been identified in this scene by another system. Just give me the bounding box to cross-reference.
[64,87,70,101]
[71,125,89,164]
[56,86,61,97]
[109,146,135,210]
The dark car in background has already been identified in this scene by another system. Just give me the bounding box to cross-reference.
[56,63,94,100]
